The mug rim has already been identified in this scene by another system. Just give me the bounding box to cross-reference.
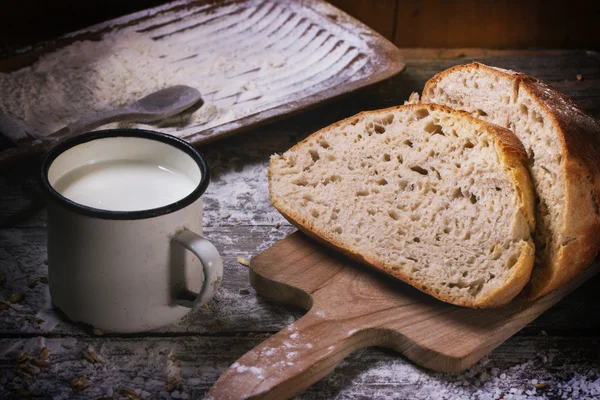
[40,129,210,220]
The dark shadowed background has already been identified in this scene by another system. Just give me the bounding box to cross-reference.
[0,0,598,51]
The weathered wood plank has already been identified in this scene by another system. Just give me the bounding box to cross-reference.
[328,0,397,40]
[1,225,599,336]
[0,335,598,399]
[392,1,600,50]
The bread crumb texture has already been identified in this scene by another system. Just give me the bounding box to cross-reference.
[269,104,535,307]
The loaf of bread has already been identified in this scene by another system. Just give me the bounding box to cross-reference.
[269,104,535,307]
[421,63,600,299]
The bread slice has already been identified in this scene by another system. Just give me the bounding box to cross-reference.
[268,104,535,308]
[421,62,600,299]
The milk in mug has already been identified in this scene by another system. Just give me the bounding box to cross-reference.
[53,160,197,211]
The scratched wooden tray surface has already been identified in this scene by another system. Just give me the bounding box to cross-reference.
[0,0,404,146]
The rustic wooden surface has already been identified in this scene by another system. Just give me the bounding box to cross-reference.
[209,232,599,399]
[1,50,600,399]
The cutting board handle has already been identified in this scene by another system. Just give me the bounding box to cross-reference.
[207,309,368,400]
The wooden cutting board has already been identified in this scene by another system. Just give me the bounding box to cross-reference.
[208,232,599,399]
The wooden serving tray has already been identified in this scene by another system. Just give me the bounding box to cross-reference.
[0,0,404,152]
[207,231,599,400]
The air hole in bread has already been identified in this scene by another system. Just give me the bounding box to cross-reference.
[286,155,296,167]
[464,140,475,149]
[397,155,404,163]
[319,140,330,149]
[356,190,369,197]
[469,193,478,204]
[398,228,406,235]
[410,165,428,175]
[476,109,488,117]
[403,139,413,147]
[302,193,313,201]
[410,214,420,221]
[377,178,388,186]
[309,149,320,162]
[383,113,394,125]
[292,177,308,186]
[374,124,385,134]
[322,175,340,186]
[470,282,484,296]
[383,153,391,162]
[413,237,421,243]
[407,256,418,262]
[474,82,479,89]
[506,254,519,269]
[520,104,528,116]
[367,208,376,216]
[534,113,543,125]
[452,188,464,199]
[415,109,430,120]
[495,187,502,191]
[424,121,445,135]
[398,180,408,190]
[334,227,342,234]
[350,118,360,126]
[311,209,319,218]
[388,210,400,220]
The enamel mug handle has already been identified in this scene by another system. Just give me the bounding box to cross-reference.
[173,230,223,308]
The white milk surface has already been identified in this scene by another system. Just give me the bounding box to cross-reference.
[53,160,197,211]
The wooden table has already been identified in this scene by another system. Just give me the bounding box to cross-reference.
[1,49,599,399]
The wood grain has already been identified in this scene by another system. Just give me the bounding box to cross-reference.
[328,0,397,40]
[393,0,600,49]
[208,232,599,399]
[1,335,599,399]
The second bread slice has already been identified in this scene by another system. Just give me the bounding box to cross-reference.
[269,104,535,308]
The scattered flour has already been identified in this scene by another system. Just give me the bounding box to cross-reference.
[0,31,285,140]
[231,362,264,379]
[0,0,374,142]
[322,348,600,400]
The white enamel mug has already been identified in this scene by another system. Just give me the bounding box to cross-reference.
[41,129,223,333]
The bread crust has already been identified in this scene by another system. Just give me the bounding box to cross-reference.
[268,104,536,308]
[422,63,600,299]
